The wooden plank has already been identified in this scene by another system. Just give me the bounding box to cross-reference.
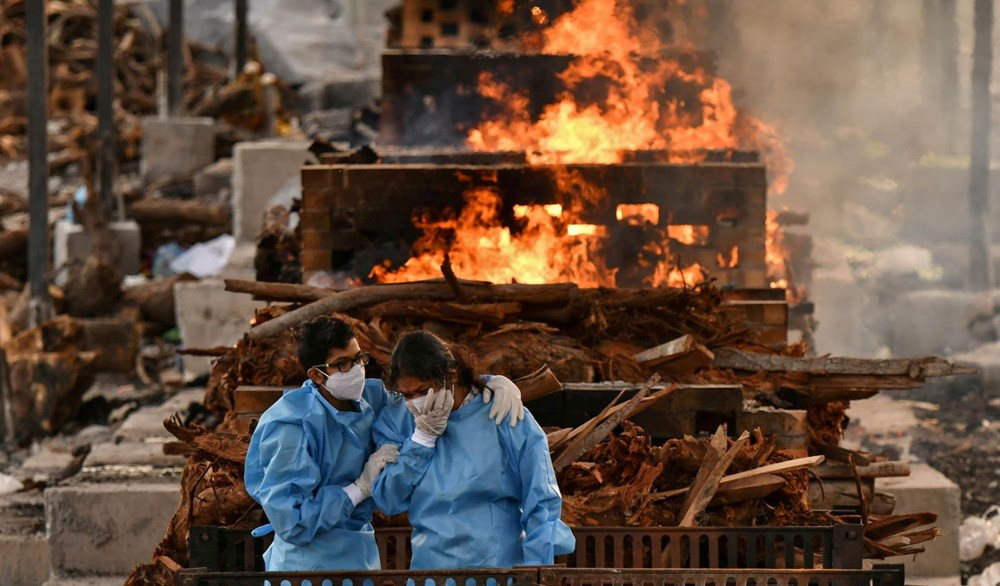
[711,474,786,504]
[677,430,751,527]
[650,455,825,500]
[634,334,715,375]
[513,364,562,404]
[815,461,911,479]
[713,348,975,378]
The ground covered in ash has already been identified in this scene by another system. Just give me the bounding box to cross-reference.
[900,377,1000,581]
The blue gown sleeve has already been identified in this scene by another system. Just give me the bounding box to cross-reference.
[252,421,356,546]
[370,405,434,516]
[515,416,577,564]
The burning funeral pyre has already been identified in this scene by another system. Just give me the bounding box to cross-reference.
[124,1,967,584]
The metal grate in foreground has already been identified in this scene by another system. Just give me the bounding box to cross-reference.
[175,565,905,586]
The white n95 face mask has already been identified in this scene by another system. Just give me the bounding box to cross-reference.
[321,363,365,401]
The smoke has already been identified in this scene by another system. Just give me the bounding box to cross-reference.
[685,0,997,358]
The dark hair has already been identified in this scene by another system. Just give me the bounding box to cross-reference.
[297,316,356,370]
[387,331,484,392]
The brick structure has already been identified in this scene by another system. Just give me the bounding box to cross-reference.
[299,158,769,289]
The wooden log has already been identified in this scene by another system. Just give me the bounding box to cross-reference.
[552,374,663,472]
[79,313,140,373]
[244,280,578,340]
[713,348,975,378]
[634,334,715,376]
[514,364,562,403]
[0,272,23,292]
[129,198,230,226]
[0,229,28,257]
[123,274,197,327]
[361,300,523,324]
[815,461,911,479]
[224,278,333,303]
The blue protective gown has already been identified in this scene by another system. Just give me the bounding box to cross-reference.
[371,386,575,569]
[244,378,389,571]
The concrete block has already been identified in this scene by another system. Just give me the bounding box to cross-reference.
[53,219,142,275]
[141,117,217,184]
[887,289,991,356]
[193,157,233,196]
[174,279,265,380]
[232,140,315,244]
[16,449,75,482]
[0,534,50,586]
[83,442,185,469]
[739,405,808,450]
[46,482,179,576]
[877,464,960,578]
[114,388,205,443]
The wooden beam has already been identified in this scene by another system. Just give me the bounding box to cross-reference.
[713,348,975,378]
[634,334,715,375]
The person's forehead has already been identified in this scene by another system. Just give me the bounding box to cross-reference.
[395,375,433,392]
[325,338,360,362]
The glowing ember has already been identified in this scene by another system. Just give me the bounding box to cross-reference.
[616,204,660,226]
[667,225,710,246]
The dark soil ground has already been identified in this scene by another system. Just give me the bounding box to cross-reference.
[900,376,1000,583]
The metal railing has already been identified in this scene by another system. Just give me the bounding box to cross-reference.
[189,525,866,573]
[175,564,906,586]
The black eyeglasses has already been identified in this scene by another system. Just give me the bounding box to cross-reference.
[313,352,370,374]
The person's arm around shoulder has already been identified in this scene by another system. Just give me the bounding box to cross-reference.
[510,411,576,564]
[249,421,360,545]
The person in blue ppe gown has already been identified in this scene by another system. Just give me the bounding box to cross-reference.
[244,317,526,572]
[371,331,575,569]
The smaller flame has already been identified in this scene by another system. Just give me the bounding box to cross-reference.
[667,225,710,246]
[717,245,740,268]
[616,203,660,226]
[567,224,605,237]
[514,203,563,219]
[531,6,549,25]
[662,263,705,288]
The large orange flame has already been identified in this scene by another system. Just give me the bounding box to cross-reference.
[375,0,794,290]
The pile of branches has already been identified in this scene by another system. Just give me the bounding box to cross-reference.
[0,0,287,168]
[200,279,752,415]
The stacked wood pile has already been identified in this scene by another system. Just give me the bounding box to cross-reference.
[123,278,968,585]
[0,0,286,167]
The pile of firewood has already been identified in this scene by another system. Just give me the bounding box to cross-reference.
[0,0,289,168]
[122,277,967,585]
